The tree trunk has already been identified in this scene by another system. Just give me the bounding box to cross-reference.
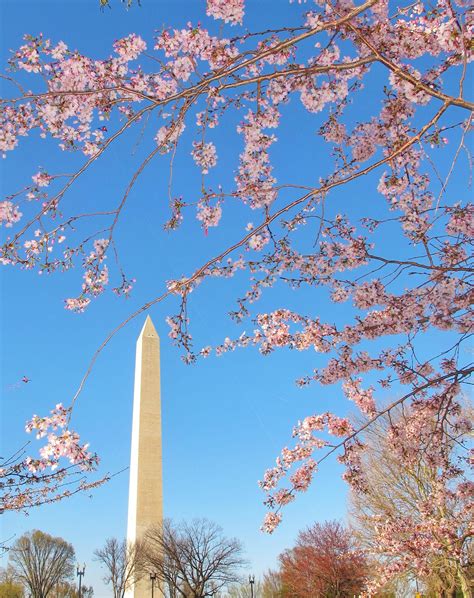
[457,570,472,598]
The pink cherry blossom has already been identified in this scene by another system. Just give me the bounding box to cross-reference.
[32,171,52,187]
[261,511,282,533]
[113,34,147,61]
[0,201,22,227]
[192,141,217,174]
[206,0,244,25]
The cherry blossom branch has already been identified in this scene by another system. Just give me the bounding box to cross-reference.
[264,366,473,523]
[10,101,158,243]
[218,56,376,90]
[2,0,472,536]
[330,367,473,461]
[344,22,474,111]
[366,253,473,273]
[69,100,451,409]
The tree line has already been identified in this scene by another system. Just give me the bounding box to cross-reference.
[2,408,472,597]
[4,518,470,598]
[1,521,369,598]
[1,520,246,598]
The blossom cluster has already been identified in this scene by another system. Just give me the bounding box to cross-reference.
[24,403,98,472]
[192,141,217,174]
[260,411,354,530]
[206,0,244,25]
[65,238,110,313]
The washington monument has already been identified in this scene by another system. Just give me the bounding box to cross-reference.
[126,316,163,598]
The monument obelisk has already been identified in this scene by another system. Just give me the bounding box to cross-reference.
[126,316,163,598]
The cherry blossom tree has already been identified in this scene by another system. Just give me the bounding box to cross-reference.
[1,0,473,589]
[349,407,473,595]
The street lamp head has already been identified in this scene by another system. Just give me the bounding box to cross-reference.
[248,575,255,598]
[150,572,157,581]
[76,563,86,576]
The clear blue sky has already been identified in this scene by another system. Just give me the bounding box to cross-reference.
[0,0,470,596]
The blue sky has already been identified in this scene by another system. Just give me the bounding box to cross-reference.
[0,0,471,595]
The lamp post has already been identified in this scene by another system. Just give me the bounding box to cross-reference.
[150,572,157,598]
[76,563,86,598]
[248,574,255,598]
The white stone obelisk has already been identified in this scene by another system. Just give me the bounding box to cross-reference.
[126,316,163,598]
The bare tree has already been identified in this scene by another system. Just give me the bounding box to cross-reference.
[94,538,142,598]
[9,531,75,598]
[261,570,285,598]
[144,519,246,598]
[226,580,263,598]
[52,583,94,598]
[0,566,24,598]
